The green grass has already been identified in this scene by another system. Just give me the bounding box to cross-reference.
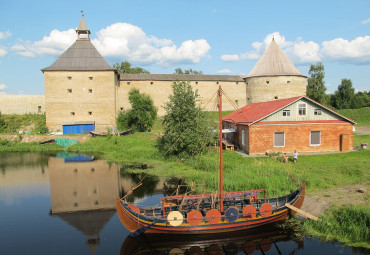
[0,113,47,134]
[337,107,370,126]
[0,139,62,152]
[353,134,370,148]
[303,205,370,248]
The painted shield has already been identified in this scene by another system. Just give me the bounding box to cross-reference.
[260,203,273,217]
[187,246,203,254]
[225,207,239,222]
[127,204,140,214]
[206,244,222,255]
[206,209,221,224]
[243,241,256,254]
[243,205,257,219]
[167,211,184,226]
[260,239,272,252]
[187,210,203,226]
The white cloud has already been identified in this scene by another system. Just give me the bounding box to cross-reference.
[362,18,370,24]
[10,22,211,66]
[0,46,7,57]
[0,84,7,90]
[321,36,370,64]
[11,29,77,57]
[0,31,11,40]
[221,32,320,65]
[221,54,239,62]
[93,23,210,66]
[216,69,233,74]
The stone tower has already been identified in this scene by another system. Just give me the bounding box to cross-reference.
[42,14,118,133]
[245,39,307,104]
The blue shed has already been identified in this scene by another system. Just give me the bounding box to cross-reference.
[62,121,95,134]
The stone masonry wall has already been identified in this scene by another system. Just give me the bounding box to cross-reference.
[117,80,247,116]
[0,95,45,114]
[44,71,117,132]
[246,76,306,104]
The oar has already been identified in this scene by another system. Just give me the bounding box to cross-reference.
[130,219,158,237]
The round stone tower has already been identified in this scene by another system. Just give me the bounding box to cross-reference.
[245,39,307,104]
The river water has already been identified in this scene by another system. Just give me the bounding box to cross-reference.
[0,152,367,255]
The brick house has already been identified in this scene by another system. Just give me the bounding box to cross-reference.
[222,96,355,154]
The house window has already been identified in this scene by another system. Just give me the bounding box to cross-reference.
[127,82,130,85]
[68,89,72,93]
[266,81,270,84]
[216,82,219,85]
[120,107,124,111]
[298,103,306,116]
[150,82,154,85]
[287,81,290,84]
[68,76,72,80]
[282,110,290,116]
[88,112,92,115]
[38,106,42,113]
[195,82,198,85]
[88,89,93,93]
[236,82,239,85]
[314,108,322,115]
[235,100,239,106]
[242,130,245,146]
[310,131,321,146]
[274,96,279,99]
[274,132,285,147]
[70,112,75,116]
[89,76,93,80]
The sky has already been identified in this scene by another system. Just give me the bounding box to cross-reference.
[0,0,369,95]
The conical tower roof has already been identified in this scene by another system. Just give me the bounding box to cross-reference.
[247,39,305,78]
[42,15,114,72]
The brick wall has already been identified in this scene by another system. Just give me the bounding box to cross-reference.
[244,123,353,154]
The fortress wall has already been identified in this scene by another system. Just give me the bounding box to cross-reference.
[246,76,307,104]
[44,71,117,132]
[117,80,247,116]
[0,95,45,114]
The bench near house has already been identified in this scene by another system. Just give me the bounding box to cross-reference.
[222,96,355,154]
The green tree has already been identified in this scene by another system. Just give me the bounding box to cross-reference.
[116,88,157,132]
[159,80,214,157]
[113,61,150,74]
[174,68,203,75]
[307,62,328,105]
[0,113,6,133]
[331,79,355,109]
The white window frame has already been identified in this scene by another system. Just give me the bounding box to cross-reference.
[310,131,321,146]
[298,103,306,116]
[241,130,245,146]
[282,110,290,117]
[314,108,322,115]
[274,132,285,147]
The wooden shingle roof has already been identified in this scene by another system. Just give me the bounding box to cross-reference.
[246,39,306,78]
[42,40,115,71]
[119,73,244,82]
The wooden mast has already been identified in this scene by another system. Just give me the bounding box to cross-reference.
[218,86,224,213]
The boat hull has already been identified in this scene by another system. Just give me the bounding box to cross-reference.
[116,183,305,235]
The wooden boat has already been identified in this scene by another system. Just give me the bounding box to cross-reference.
[89,129,132,137]
[116,86,305,235]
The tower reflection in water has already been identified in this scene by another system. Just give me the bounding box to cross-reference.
[48,152,120,254]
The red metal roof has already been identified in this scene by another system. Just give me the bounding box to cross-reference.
[223,96,302,124]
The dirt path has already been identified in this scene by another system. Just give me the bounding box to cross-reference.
[355,126,370,134]
[301,184,369,217]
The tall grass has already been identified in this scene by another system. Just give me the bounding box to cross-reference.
[353,134,370,147]
[303,205,370,248]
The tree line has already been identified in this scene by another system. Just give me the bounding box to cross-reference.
[307,62,369,109]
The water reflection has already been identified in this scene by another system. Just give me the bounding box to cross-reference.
[0,152,368,255]
[120,224,303,255]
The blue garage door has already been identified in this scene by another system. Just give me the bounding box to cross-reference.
[63,123,95,134]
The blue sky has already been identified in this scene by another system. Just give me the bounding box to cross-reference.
[0,0,369,95]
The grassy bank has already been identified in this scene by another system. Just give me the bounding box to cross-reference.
[67,133,370,197]
[303,205,370,248]
[353,134,370,148]
[338,107,370,126]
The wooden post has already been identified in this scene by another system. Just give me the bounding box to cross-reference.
[285,203,319,221]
